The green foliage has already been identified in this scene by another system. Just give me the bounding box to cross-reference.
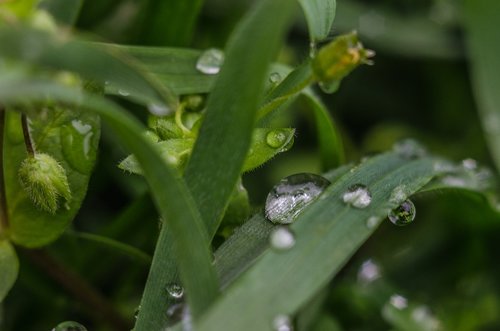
[0,1,500,331]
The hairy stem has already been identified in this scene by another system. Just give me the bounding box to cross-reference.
[21,113,35,156]
[23,249,131,331]
[0,106,9,232]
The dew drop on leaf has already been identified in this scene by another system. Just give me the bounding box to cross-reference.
[388,199,416,226]
[196,48,224,75]
[269,226,295,251]
[388,294,408,310]
[269,72,282,84]
[118,89,130,96]
[393,139,427,159]
[342,184,372,209]
[389,185,407,205]
[318,80,340,94]
[357,259,381,284]
[147,102,172,117]
[366,215,382,229]
[266,129,289,148]
[272,314,293,331]
[265,173,330,224]
[165,283,184,300]
[52,321,87,331]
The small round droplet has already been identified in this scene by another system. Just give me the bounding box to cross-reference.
[388,199,416,226]
[265,173,331,224]
[342,184,372,209]
[389,294,408,310]
[366,215,381,229]
[52,321,87,331]
[269,72,282,84]
[318,80,340,94]
[393,139,426,159]
[266,129,289,148]
[118,89,130,96]
[462,158,477,171]
[148,102,172,117]
[358,259,381,283]
[166,283,184,300]
[196,48,224,75]
[270,227,295,251]
[272,314,293,331]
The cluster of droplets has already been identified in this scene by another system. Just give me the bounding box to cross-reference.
[382,294,441,330]
[51,321,87,331]
[434,157,494,191]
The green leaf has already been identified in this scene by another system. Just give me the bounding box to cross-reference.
[38,0,83,26]
[4,107,100,247]
[0,79,219,324]
[298,0,336,42]
[243,128,295,172]
[184,0,297,237]
[0,26,178,111]
[198,152,436,330]
[464,0,500,174]
[0,240,18,303]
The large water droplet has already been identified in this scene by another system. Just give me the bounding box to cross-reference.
[196,48,224,75]
[60,119,97,174]
[52,321,87,331]
[270,226,295,251]
[342,184,372,209]
[388,199,416,226]
[166,283,184,300]
[266,129,289,149]
[393,139,426,159]
[148,102,172,117]
[357,259,381,284]
[269,72,282,84]
[272,314,293,331]
[265,173,331,224]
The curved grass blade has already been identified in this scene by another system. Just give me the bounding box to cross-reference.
[298,0,336,42]
[0,240,18,303]
[0,26,178,111]
[184,0,297,238]
[463,0,500,174]
[0,79,219,323]
[197,152,436,330]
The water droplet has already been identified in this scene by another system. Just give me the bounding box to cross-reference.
[342,184,372,209]
[118,89,130,96]
[432,159,455,174]
[462,158,477,171]
[166,283,184,300]
[270,226,295,251]
[272,314,293,331]
[266,129,289,148]
[389,294,408,310]
[148,102,172,117]
[388,199,416,226]
[389,185,407,205]
[358,259,381,283]
[366,215,382,229]
[411,305,441,330]
[196,48,224,75]
[393,139,426,159]
[318,80,340,94]
[134,305,141,319]
[60,118,98,174]
[269,72,282,84]
[265,173,331,224]
[52,321,87,331]
[441,175,467,187]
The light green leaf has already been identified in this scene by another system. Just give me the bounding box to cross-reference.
[243,128,295,172]
[0,240,18,303]
[464,0,500,174]
[298,0,336,42]
[198,152,436,330]
[5,106,100,247]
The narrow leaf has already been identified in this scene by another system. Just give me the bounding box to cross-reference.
[38,0,83,26]
[0,240,18,303]
[463,0,500,174]
[298,0,336,42]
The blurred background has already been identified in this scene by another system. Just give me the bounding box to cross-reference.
[4,0,500,330]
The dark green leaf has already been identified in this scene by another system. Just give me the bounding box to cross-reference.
[38,0,83,26]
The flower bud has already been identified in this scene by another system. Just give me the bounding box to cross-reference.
[18,153,71,214]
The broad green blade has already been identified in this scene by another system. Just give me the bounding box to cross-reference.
[298,0,336,42]
[0,79,219,323]
[197,152,436,330]
[185,0,297,237]
[138,0,204,46]
[0,26,178,111]
[0,240,18,303]
[38,0,83,26]
[4,108,100,247]
[464,0,500,174]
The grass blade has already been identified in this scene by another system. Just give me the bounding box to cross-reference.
[38,0,83,26]
[197,152,436,330]
[298,0,336,42]
[184,0,297,237]
[463,0,500,173]
[0,79,219,324]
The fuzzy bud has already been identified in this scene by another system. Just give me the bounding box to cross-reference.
[18,153,71,214]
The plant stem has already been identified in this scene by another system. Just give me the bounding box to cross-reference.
[21,113,35,156]
[0,106,9,232]
[23,248,131,331]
